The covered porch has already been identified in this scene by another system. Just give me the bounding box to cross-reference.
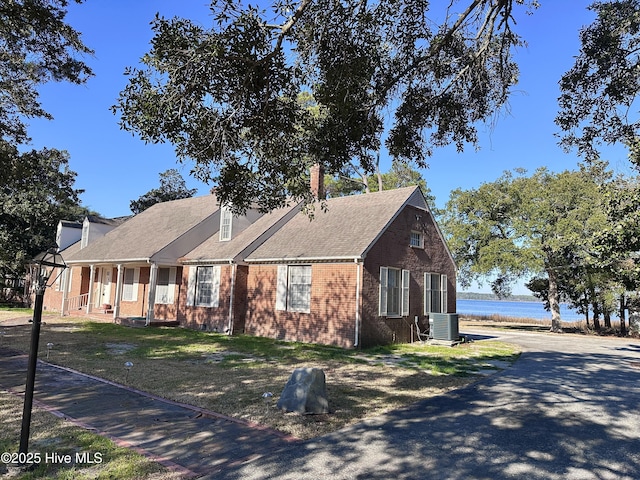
[60,262,181,326]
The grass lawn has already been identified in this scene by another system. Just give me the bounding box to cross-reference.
[0,313,519,478]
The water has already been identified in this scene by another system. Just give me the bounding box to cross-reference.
[456,299,587,322]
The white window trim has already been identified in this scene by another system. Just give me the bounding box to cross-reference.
[424,273,448,314]
[219,207,233,241]
[186,266,220,308]
[276,265,311,313]
[410,230,424,248]
[379,267,410,317]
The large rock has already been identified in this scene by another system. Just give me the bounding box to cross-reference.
[277,368,329,414]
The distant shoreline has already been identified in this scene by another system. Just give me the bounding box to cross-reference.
[457,292,537,302]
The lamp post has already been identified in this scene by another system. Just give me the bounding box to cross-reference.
[19,248,66,455]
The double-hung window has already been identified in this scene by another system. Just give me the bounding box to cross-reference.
[379,267,410,317]
[424,273,448,314]
[154,267,176,304]
[276,265,311,313]
[219,208,232,241]
[186,266,220,308]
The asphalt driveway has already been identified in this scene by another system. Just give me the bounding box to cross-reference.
[212,328,640,480]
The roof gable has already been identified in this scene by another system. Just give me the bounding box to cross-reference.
[182,203,300,263]
[246,186,425,262]
[67,195,220,263]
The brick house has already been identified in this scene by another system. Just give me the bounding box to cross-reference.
[44,185,456,347]
[243,186,456,347]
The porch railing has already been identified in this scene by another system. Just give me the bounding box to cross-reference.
[64,293,89,314]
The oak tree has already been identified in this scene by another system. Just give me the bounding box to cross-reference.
[0,0,93,143]
[0,142,86,280]
[114,0,537,213]
[442,166,608,332]
[130,169,198,214]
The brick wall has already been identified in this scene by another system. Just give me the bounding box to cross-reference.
[361,205,457,347]
[178,264,233,332]
[244,263,358,348]
[118,266,149,318]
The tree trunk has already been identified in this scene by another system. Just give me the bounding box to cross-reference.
[604,311,612,329]
[592,301,601,331]
[548,269,563,333]
[583,292,590,329]
[361,173,370,194]
[619,294,626,336]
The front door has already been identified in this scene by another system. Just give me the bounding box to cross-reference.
[102,268,112,306]
[94,267,112,307]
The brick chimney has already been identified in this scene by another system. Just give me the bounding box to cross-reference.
[310,164,325,199]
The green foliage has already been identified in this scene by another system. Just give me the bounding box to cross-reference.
[0,0,93,144]
[324,160,439,211]
[442,165,610,329]
[129,168,198,214]
[0,141,87,277]
[114,0,536,213]
[557,0,640,161]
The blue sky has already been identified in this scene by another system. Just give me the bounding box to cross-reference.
[23,1,632,294]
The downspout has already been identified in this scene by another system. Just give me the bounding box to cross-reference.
[354,257,362,347]
[227,261,236,335]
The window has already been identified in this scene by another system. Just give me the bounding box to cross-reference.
[410,231,423,248]
[186,266,220,307]
[154,267,176,304]
[81,223,89,248]
[219,208,232,241]
[424,273,448,314]
[379,267,409,317]
[276,265,311,313]
[196,266,220,307]
[122,267,139,301]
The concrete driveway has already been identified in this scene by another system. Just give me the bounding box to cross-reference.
[212,328,640,480]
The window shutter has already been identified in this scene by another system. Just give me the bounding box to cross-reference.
[211,266,221,308]
[424,272,431,315]
[166,267,177,304]
[186,267,197,306]
[276,265,288,311]
[441,274,448,314]
[401,270,410,316]
[379,267,388,316]
[131,268,139,302]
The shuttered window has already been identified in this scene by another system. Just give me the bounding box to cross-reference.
[276,265,311,313]
[425,273,448,314]
[186,266,220,308]
[379,267,410,317]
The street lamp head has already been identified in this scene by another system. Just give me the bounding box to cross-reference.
[30,247,67,290]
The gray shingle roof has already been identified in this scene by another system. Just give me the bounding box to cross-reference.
[182,204,299,263]
[246,186,426,261]
[67,195,219,263]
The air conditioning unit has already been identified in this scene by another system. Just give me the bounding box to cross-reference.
[429,313,459,341]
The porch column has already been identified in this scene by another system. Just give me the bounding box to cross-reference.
[146,263,158,326]
[60,267,71,316]
[86,264,95,314]
[113,264,123,320]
